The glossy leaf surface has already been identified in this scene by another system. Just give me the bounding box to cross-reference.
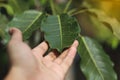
[7,10,45,41]
[41,14,80,51]
[77,36,117,80]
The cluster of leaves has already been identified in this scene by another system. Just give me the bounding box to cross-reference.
[1,0,120,80]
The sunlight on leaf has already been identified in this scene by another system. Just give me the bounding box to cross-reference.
[88,9,120,40]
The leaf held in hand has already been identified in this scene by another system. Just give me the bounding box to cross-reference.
[41,14,81,51]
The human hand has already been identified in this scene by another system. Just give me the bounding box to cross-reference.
[5,28,79,80]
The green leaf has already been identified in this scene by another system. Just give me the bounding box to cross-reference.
[40,0,48,5]
[77,36,117,80]
[87,11,119,48]
[8,0,34,14]
[5,10,45,43]
[0,3,14,15]
[88,9,120,40]
[41,14,80,51]
[0,13,9,40]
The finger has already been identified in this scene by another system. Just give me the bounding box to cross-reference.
[44,52,57,61]
[61,40,78,72]
[54,49,68,64]
[8,28,23,50]
[32,41,48,56]
[9,28,23,42]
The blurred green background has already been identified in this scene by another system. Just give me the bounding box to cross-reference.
[0,0,120,80]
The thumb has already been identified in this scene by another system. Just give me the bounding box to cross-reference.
[9,28,23,42]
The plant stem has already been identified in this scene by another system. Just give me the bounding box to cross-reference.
[63,0,72,13]
[68,8,77,15]
[71,9,88,16]
[34,0,41,10]
[49,0,56,15]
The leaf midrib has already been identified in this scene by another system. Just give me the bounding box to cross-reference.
[23,12,42,34]
[81,37,104,80]
[57,15,63,49]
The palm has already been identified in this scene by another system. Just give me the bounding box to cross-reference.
[7,28,78,80]
[32,42,71,80]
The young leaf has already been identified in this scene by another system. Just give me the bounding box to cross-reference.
[88,9,120,40]
[5,10,45,43]
[77,36,117,80]
[41,14,80,51]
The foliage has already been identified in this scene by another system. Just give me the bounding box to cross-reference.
[0,0,120,80]
[78,36,117,80]
[41,14,80,51]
